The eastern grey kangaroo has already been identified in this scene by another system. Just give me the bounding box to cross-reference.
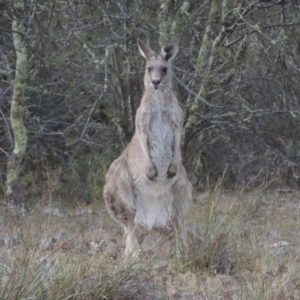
[103,38,192,256]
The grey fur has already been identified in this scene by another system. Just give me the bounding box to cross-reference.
[103,39,192,256]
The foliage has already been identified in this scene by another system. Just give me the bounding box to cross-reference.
[1,0,300,200]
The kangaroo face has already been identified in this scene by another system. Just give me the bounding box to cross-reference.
[145,57,170,89]
[137,39,178,90]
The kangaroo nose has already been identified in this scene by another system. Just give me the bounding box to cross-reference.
[152,80,160,87]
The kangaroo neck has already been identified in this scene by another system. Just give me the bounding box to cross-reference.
[143,88,174,105]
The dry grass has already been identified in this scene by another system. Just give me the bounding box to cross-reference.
[0,190,300,299]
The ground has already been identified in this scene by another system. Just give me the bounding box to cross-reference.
[0,190,300,299]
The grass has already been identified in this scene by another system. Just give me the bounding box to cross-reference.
[0,190,300,299]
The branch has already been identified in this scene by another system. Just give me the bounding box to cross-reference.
[255,0,291,8]
[263,22,300,28]
[225,20,300,48]
[0,29,25,36]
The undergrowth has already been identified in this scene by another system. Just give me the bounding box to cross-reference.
[0,189,300,299]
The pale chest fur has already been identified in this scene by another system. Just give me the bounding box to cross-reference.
[137,91,183,177]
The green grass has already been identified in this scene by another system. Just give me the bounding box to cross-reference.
[0,190,300,299]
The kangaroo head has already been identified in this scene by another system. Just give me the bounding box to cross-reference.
[137,38,179,90]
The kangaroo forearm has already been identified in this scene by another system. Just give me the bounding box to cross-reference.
[138,133,152,163]
[173,129,182,163]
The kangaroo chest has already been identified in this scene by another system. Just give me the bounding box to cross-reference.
[145,105,176,174]
[148,107,175,141]
[147,102,181,129]
[143,101,180,138]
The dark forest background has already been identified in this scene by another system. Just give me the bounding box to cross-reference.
[1,0,300,206]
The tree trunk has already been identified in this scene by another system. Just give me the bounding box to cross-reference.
[6,0,28,202]
[183,0,222,185]
[159,0,172,45]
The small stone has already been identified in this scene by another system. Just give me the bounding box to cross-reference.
[270,241,290,248]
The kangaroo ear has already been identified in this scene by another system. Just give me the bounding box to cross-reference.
[137,38,156,59]
[161,41,179,61]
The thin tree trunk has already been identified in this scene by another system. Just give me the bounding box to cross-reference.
[159,0,172,45]
[6,0,28,202]
[183,0,222,185]
[183,0,251,185]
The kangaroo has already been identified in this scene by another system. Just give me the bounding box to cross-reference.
[103,38,192,256]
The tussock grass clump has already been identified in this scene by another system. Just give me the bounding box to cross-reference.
[0,250,160,300]
[180,191,243,275]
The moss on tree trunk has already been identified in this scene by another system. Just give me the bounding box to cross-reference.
[6,0,28,199]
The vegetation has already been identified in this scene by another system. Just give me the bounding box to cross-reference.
[1,0,300,201]
[1,1,300,298]
[0,190,299,299]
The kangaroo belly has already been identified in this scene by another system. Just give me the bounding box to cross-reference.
[134,183,174,230]
[148,119,174,177]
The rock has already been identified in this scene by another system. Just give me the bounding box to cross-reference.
[270,241,290,248]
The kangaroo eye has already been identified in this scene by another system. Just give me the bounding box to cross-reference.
[148,67,152,72]
[162,67,168,73]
